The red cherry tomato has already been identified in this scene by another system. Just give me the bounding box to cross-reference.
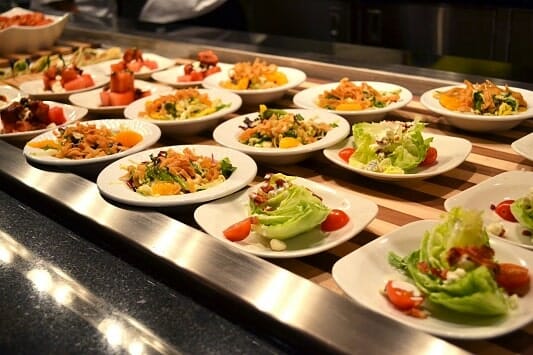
[321,209,350,232]
[495,263,530,296]
[384,280,424,310]
[494,200,517,222]
[223,217,255,241]
[189,71,204,81]
[338,147,355,163]
[419,146,438,166]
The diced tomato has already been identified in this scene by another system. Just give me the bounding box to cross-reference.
[223,217,255,241]
[338,147,355,162]
[420,146,438,166]
[43,65,57,80]
[177,74,192,82]
[321,209,350,232]
[385,280,424,311]
[47,106,66,124]
[495,263,530,296]
[100,90,111,106]
[60,67,79,85]
[189,71,204,81]
[63,74,94,91]
[109,91,135,106]
[110,61,126,73]
[127,61,143,73]
[110,71,134,93]
[143,59,158,70]
[494,200,517,222]
[198,50,219,65]
[43,77,53,91]
[205,65,221,76]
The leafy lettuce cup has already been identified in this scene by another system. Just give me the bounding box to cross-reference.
[510,188,533,232]
[386,207,530,319]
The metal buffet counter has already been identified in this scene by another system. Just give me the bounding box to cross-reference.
[1,26,532,354]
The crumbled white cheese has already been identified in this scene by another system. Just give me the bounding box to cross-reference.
[487,222,504,236]
[445,268,466,284]
[390,280,421,297]
[270,239,286,251]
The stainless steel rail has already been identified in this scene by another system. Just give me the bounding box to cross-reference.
[0,141,467,353]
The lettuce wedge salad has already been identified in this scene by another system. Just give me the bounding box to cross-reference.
[222,173,349,251]
[385,207,530,319]
[511,188,533,232]
[347,120,434,174]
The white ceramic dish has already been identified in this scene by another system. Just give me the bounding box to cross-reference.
[151,62,233,87]
[444,170,533,249]
[0,7,68,56]
[124,88,242,136]
[332,219,533,339]
[0,101,87,143]
[323,133,472,181]
[202,66,307,105]
[97,145,257,207]
[212,109,351,165]
[0,85,22,110]
[511,133,533,162]
[23,119,161,167]
[420,85,533,132]
[194,176,378,258]
[19,72,109,101]
[68,80,173,115]
[86,53,176,80]
[292,81,413,123]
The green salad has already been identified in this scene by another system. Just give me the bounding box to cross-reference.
[347,121,433,174]
[511,188,533,231]
[386,207,530,319]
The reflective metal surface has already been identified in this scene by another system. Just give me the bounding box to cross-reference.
[0,138,467,353]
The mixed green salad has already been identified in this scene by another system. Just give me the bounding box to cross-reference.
[386,207,530,319]
[345,121,434,174]
[222,173,349,251]
[510,189,533,231]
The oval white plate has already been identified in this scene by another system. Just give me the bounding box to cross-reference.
[444,170,533,249]
[213,109,350,165]
[323,133,472,181]
[124,88,242,136]
[332,219,533,339]
[194,176,378,258]
[23,119,161,167]
[97,145,257,207]
[202,66,307,105]
[420,85,533,132]
[68,80,173,114]
[151,62,233,87]
[293,81,413,123]
[19,72,109,101]
[511,132,533,162]
[85,53,176,80]
[0,101,87,143]
[0,85,22,110]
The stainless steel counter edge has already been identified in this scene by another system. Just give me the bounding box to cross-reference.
[0,142,467,354]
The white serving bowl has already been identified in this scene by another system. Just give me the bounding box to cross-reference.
[0,7,69,55]
[420,85,533,132]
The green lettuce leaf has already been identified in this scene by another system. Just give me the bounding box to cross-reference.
[510,190,533,230]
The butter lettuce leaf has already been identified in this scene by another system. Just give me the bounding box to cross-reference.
[511,190,533,230]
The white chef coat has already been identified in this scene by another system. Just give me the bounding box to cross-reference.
[138,0,227,24]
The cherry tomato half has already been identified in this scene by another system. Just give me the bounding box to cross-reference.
[223,217,255,241]
[494,199,517,222]
[338,147,355,163]
[495,263,530,296]
[321,209,350,232]
[419,146,438,166]
[384,280,424,310]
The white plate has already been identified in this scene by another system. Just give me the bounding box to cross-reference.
[420,85,533,132]
[332,219,533,339]
[124,88,242,136]
[213,109,351,165]
[68,80,173,115]
[292,81,413,124]
[97,145,257,207]
[444,171,533,249]
[511,133,533,162]
[86,53,176,80]
[23,119,161,167]
[151,62,233,87]
[194,177,378,258]
[0,101,87,143]
[323,133,472,181]
[202,66,307,105]
[19,72,109,101]
[0,85,22,110]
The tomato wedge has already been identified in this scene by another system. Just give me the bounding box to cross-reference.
[223,217,255,241]
[419,146,438,166]
[321,209,350,232]
[495,263,530,296]
[338,147,355,162]
[384,280,424,311]
[493,200,517,222]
